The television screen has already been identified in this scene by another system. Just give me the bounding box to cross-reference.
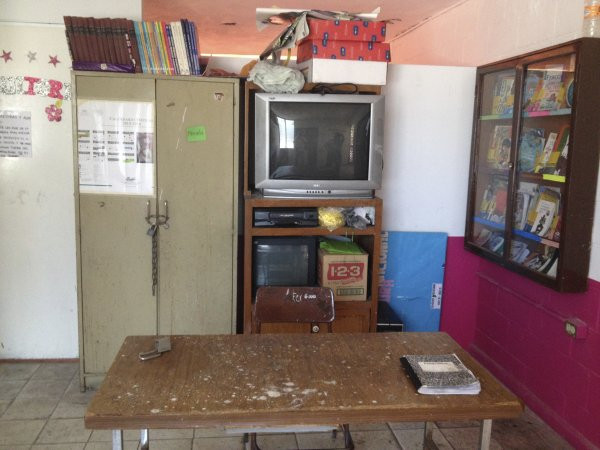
[268,102,371,181]
[253,237,317,290]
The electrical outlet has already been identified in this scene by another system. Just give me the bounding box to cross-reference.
[564,318,588,339]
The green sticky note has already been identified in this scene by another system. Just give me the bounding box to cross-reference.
[542,174,566,183]
[187,126,206,142]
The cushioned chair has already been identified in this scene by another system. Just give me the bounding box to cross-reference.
[247,286,354,450]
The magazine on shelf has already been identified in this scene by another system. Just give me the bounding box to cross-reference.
[527,64,565,112]
[487,125,512,168]
[510,240,530,264]
[491,75,515,115]
[518,128,545,173]
[400,354,481,395]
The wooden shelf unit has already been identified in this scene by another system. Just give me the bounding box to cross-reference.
[243,195,382,334]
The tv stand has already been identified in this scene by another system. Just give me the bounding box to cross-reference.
[243,195,382,334]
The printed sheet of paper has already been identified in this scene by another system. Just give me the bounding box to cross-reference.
[77,100,154,195]
[0,110,32,158]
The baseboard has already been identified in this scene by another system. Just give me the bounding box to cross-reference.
[0,358,79,363]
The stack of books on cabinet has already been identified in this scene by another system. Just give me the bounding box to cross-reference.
[63,16,203,75]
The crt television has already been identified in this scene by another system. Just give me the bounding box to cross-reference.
[253,236,317,294]
[254,93,385,198]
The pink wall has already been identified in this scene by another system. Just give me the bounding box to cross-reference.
[442,236,600,449]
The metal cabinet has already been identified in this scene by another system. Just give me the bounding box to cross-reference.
[73,73,239,388]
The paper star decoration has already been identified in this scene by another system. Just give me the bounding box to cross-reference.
[1,50,12,63]
[48,55,60,67]
[27,51,37,62]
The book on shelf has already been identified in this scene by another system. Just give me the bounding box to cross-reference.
[522,72,541,111]
[485,232,504,254]
[527,64,566,112]
[510,240,530,264]
[478,177,508,224]
[487,125,512,169]
[518,127,545,173]
[474,227,493,246]
[400,354,481,395]
[63,16,202,75]
[491,75,515,115]
[534,131,557,173]
[524,187,561,238]
[553,126,570,177]
[523,246,558,274]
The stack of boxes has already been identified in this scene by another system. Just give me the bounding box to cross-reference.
[295,18,390,85]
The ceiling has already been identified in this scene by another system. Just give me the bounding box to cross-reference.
[142,0,464,56]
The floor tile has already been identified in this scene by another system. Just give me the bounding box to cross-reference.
[144,438,192,449]
[388,421,425,430]
[192,436,245,450]
[0,400,11,416]
[295,430,349,449]
[256,433,298,449]
[440,426,502,450]
[2,396,59,420]
[36,418,92,444]
[32,362,79,380]
[392,426,453,450]
[0,379,26,400]
[32,444,85,450]
[0,362,40,380]
[349,422,389,431]
[346,430,400,450]
[0,418,46,445]
[85,442,139,450]
[492,412,573,449]
[149,429,194,439]
[194,427,243,438]
[51,399,87,419]
[20,378,70,400]
[89,429,142,442]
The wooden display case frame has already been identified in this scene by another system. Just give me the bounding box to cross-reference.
[464,38,600,292]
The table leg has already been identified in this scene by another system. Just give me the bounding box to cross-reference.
[112,430,123,450]
[140,429,149,449]
[478,419,492,450]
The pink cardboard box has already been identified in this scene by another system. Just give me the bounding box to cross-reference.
[303,18,387,42]
[297,39,391,63]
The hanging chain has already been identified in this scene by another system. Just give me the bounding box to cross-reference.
[147,224,159,296]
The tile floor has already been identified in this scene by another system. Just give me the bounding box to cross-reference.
[0,361,573,449]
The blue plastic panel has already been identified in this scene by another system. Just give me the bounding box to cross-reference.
[379,231,448,331]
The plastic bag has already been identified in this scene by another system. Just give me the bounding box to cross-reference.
[248,60,305,94]
[318,207,345,231]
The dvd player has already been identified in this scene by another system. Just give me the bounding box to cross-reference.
[253,208,319,227]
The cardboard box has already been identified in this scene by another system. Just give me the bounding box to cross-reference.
[297,39,391,63]
[318,248,368,301]
[295,58,388,85]
[303,18,387,43]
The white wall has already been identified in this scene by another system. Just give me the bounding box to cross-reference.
[0,0,141,23]
[389,0,600,281]
[0,23,77,358]
[389,0,584,66]
[378,64,476,236]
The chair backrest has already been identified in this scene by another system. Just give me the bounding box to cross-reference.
[252,286,335,334]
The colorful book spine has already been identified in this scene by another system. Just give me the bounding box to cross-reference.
[133,21,148,73]
[124,19,142,72]
[189,20,200,75]
[151,21,166,75]
[142,21,157,74]
[157,21,173,75]
[165,24,180,75]
[172,21,190,75]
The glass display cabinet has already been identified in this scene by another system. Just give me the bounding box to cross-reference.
[465,39,600,292]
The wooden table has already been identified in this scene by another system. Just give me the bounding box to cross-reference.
[85,333,523,449]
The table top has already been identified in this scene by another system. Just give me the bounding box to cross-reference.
[85,332,523,430]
